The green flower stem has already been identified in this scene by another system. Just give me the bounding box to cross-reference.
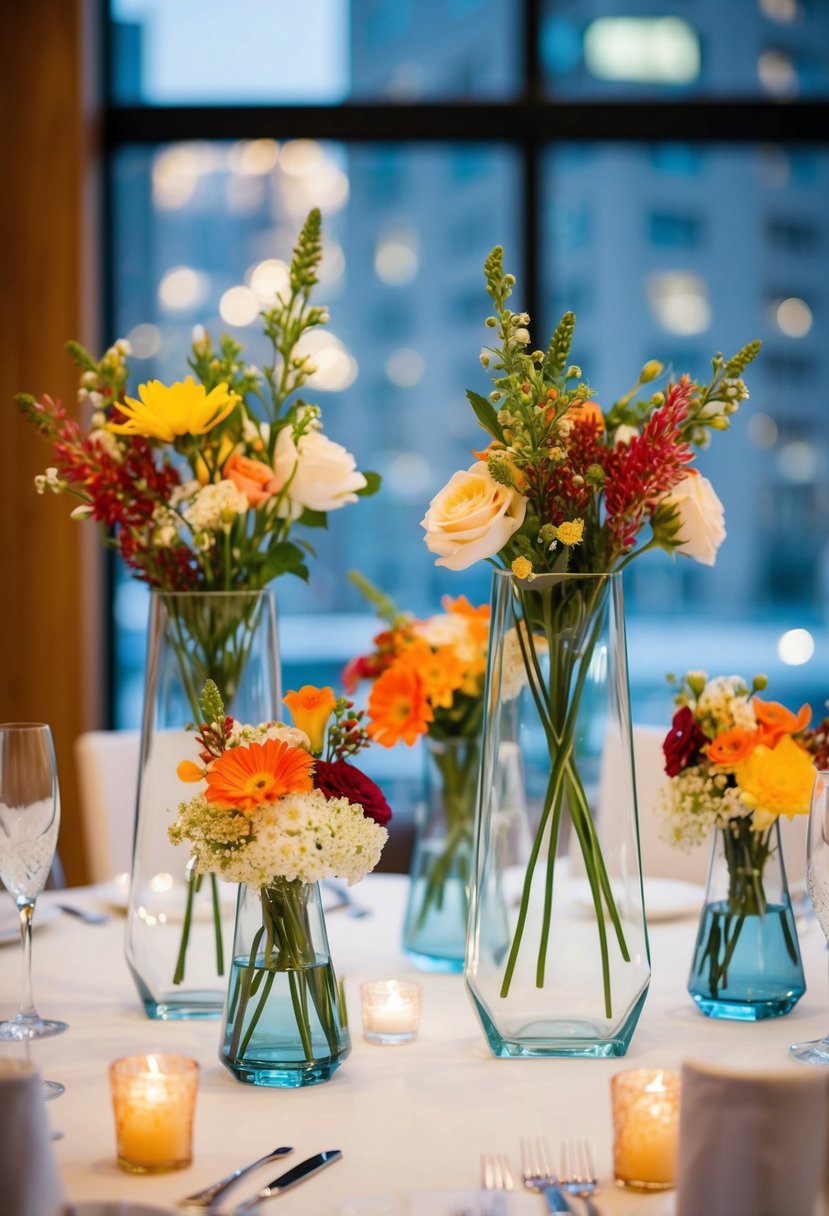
[413,740,479,932]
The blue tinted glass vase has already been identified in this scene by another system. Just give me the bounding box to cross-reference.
[220,879,350,1088]
[688,819,805,1021]
[403,737,480,972]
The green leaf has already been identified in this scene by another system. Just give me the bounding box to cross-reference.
[259,541,308,583]
[466,390,505,443]
[356,470,382,497]
[298,508,328,529]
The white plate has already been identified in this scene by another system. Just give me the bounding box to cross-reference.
[0,901,59,945]
[569,878,705,923]
[93,873,237,922]
[64,1204,175,1216]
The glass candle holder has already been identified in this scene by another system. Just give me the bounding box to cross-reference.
[360,980,422,1045]
[110,1054,199,1173]
[611,1067,680,1192]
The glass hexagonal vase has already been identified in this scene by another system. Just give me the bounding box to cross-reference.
[688,818,805,1021]
[126,589,280,1020]
[403,736,480,973]
[220,879,350,1088]
[464,569,650,1059]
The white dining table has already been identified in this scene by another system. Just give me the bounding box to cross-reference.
[1,873,828,1216]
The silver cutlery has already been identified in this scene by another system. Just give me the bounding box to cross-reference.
[323,878,371,918]
[520,1138,575,1214]
[233,1149,342,1214]
[560,1141,601,1216]
[481,1152,513,1216]
[55,902,110,924]
[179,1145,293,1209]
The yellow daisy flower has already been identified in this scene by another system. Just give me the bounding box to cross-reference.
[108,377,239,443]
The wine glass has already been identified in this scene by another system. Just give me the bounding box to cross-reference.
[791,771,829,1064]
[0,723,68,1095]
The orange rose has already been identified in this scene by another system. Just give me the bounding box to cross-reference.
[706,727,760,768]
[753,696,811,745]
[224,452,280,506]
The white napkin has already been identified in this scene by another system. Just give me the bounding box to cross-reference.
[0,1057,64,1216]
[675,1059,828,1216]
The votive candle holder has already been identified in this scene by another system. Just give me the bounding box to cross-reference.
[360,980,421,1044]
[611,1067,680,1192]
[109,1053,199,1173]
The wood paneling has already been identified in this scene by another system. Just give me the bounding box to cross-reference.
[0,0,102,884]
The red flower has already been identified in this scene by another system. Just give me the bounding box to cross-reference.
[315,759,392,826]
[663,705,708,777]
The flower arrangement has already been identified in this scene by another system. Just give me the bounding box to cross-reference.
[421,246,760,1014]
[661,671,818,1002]
[170,679,389,1063]
[17,209,378,595]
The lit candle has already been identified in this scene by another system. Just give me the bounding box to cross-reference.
[360,980,422,1044]
[611,1067,680,1191]
[109,1054,199,1173]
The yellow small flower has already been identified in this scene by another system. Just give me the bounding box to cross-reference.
[108,377,239,443]
[556,519,584,546]
[511,556,533,580]
[283,685,337,756]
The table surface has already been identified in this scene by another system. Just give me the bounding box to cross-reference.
[1,874,827,1216]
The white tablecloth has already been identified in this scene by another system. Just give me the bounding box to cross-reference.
[1,876,827,1215]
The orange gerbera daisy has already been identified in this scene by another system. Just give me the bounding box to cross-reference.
[205,738,314,812]
[367,663,433,747]
[753,696,812,745]
[398,640,467,710]
[706,727,760,768]
[442,594,490,622]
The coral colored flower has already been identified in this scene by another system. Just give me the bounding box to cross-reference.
[398,641,467,711]
[282,685,337,755]
[177,760,205,783]
[367,664,433,747]
[224,452,280,506]
[705,727,760,768]
[205,737,314,812]
[108,377,239,443]
[443,594,490,622]
[733,734,817,830]
[753,696,811,744]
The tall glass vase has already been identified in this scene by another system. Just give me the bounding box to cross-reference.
[465,570,650,1058]
[220,879,350,1088]
[403,736,480,973]
[688,818,805,1021]
[126,589,280,1020]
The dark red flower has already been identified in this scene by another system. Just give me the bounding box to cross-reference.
[663,705,707,777]
[315,759,392,826]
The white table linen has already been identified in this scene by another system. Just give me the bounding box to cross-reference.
[1,875,828,1215]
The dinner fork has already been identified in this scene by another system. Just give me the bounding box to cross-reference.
[520,1138,575,1214]
[481,1152,513,1216]
[560,1141,601,1216]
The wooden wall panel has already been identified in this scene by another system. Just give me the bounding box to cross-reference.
[0,0,103,884]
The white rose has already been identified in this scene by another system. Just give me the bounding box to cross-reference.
[421,462,527,571]
[274,428,366,514]
[661,472,725,566]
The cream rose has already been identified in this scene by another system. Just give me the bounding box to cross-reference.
[421,462,527,571]
[660,472,725,566]
[273,428,367,514]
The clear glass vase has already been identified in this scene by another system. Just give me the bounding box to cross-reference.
[220,879,350,1088]
[688,818,805,1021]
[465,569,650,1058]
[126,589,280,1020]
[403,736,480,972]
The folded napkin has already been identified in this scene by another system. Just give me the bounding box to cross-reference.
[0,1058,65,1216]
[675,1059,828,1216]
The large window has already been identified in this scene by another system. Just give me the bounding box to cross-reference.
[107,0,829,736]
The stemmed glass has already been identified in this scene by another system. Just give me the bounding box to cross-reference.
[791,771,829,1064]
[0,723,68,1096]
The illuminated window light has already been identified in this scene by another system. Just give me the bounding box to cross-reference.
[747,412,778,449]
[219,286,260,328]
[584,18,700,85]
[758,49,798,95]
[774,296,813,338]
[646,272,710,335]
[777,628,815,666]
[374,230,419,285]
[385,348,425,387]
[157,267,209,313]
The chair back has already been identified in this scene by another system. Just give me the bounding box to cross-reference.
[74,730,140,883]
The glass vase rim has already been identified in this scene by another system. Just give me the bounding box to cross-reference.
[0,722,52,732]
[150,588,274,600]
[489,567,621,586]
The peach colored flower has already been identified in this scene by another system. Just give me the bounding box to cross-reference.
[753,696,811,745]
[224,452,280,506]
[282,685,337,755]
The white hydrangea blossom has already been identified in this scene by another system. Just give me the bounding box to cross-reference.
[695,675,756,735]
[151,505,180,548]
[657,766,745,850]
[227,720,310,753]
[184,480,248,532]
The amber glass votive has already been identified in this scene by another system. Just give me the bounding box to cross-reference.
[360,980,422,1044]
[110,1054,199,1173]
[611,1067,680,1192]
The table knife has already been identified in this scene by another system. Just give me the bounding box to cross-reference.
[233,1149,343,1214]
[178,1145,293,1209]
